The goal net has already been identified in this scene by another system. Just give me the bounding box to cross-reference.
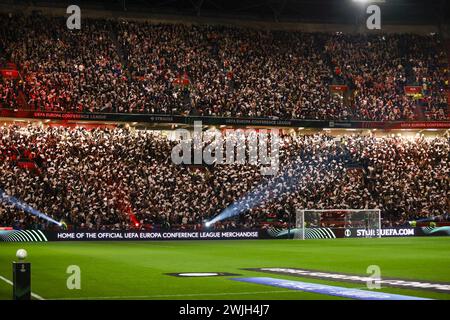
[294,209,381,240]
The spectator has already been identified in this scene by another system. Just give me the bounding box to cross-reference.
[0,124,448,230]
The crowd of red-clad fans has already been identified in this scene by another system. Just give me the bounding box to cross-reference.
[0,124,448,230]
[0,13,448,120]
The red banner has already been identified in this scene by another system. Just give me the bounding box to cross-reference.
[330,85,348,92]
[404,86,422,95]
[17,161,38,170]
[0,69,19,79]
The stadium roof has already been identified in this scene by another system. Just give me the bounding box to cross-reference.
[2,0,449,25]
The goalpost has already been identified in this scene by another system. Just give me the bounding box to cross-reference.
[294,209,381,240]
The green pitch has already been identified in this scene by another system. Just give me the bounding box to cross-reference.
[1,237,450,300]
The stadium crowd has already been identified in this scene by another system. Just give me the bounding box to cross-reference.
[0,13,448,120]
[0,78,19,109]
[0,124,448,230]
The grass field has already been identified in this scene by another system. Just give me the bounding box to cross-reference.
[1,237,450,300]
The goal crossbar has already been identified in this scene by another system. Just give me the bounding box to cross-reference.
[295,209,381,240]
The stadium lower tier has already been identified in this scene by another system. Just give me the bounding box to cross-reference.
[0,124,448,230]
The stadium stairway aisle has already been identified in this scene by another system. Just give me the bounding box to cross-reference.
[447,40,450,117]
[109,27,132,81]
[17,89,28,110]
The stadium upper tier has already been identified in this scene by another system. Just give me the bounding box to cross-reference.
[0,14,449,121]
[0,124,448,230]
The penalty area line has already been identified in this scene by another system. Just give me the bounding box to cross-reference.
[51,290,295,300]
[0,275,45,300]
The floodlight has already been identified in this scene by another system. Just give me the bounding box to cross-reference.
[352,0,386,3]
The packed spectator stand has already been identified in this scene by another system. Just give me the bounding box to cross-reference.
[0,13,448,121]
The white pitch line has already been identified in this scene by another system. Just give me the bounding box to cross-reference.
[0,275,45,300]
[52,290,295,300]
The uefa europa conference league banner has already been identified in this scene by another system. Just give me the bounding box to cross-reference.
[1,227,450,242]
[48,230,261,241]
[1,109,449,129]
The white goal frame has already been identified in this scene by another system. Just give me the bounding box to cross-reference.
[295,209,381,240]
